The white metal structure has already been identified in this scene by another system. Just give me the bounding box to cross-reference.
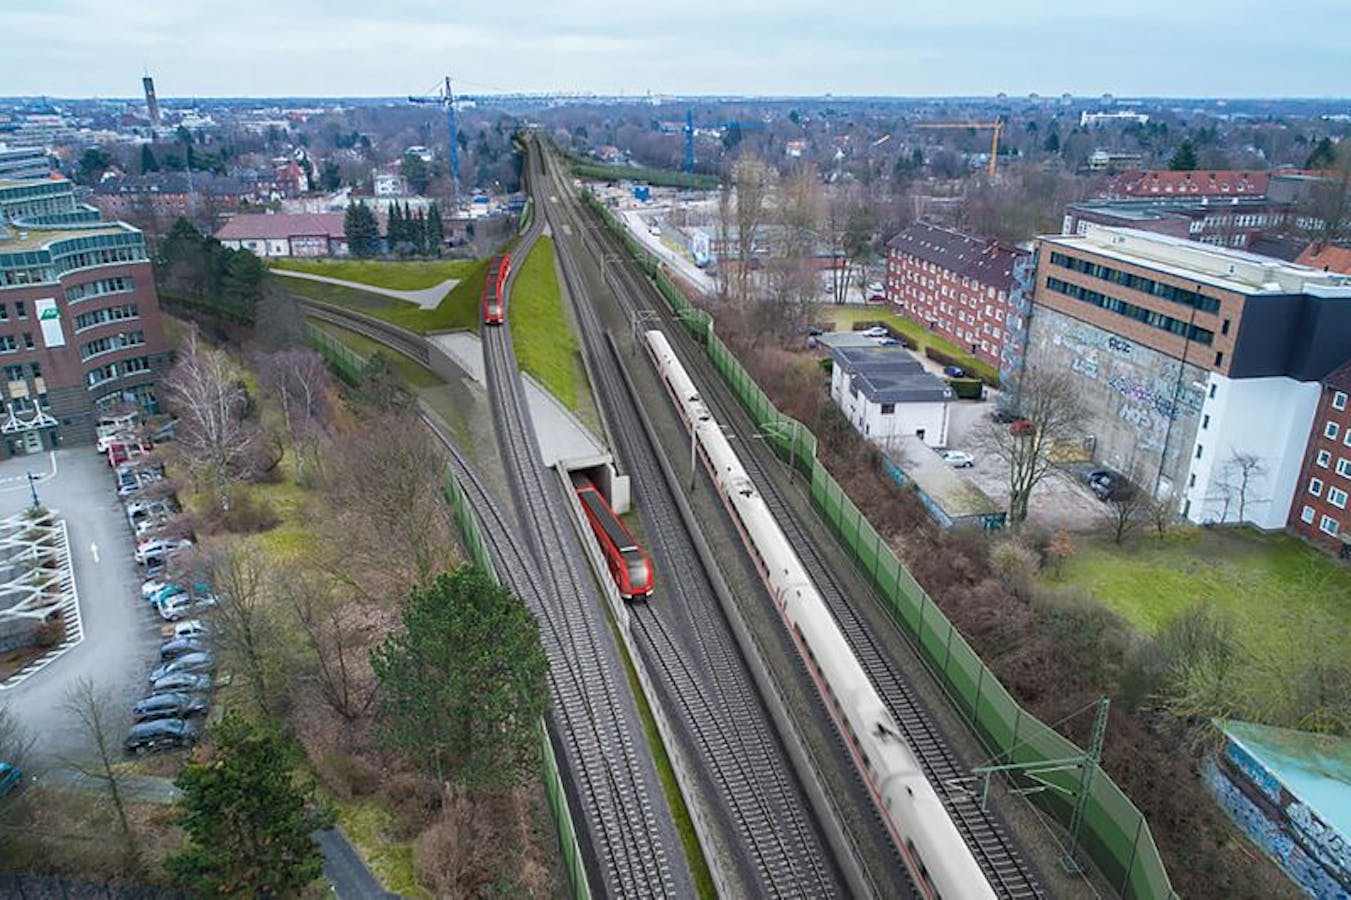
[645,329,995,900]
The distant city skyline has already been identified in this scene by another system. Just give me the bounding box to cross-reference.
[7,0,1351,100]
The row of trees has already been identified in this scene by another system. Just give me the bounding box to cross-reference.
[342,201,447,259]
[156,218,266,310]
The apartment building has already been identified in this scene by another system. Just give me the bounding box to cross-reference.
[826,339,953,448]
[0,178,169,456]
[1021,224,1351,528]
[884,221,1031,371]
[1287,361,1351,557]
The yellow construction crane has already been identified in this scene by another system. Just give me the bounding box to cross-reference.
[914,121,1004,176]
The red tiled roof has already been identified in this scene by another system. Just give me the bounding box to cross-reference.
[215,213,345,241]
[1109,169,1270,197]
[1296,243,1351,276]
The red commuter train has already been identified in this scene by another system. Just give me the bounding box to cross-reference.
[481,254,511,325]
[572,474,654,600]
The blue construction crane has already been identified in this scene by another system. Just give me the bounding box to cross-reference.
[408,76,460,198]
[683,108,765,173]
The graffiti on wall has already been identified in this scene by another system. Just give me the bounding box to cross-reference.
[1204,759,1351,899]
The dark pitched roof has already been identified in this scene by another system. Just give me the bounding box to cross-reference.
[886,221,1027,286]
[215,213,345,241]
[1326,359,1351,393]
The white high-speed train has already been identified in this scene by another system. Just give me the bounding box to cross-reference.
[645,329,995,900]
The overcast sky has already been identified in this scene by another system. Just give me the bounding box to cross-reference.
[8,0,1349,99]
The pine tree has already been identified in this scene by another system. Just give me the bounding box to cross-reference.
[427,202,445,257]
[1305,136,1339,170]
[388,202,403,253]
[166,713,327,896]
[140,144,159,173]
[343,202,380,258]
[1169,139,1199,172]
[414,208,428,255]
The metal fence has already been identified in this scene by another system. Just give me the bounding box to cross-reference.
[306,325,592,900]
[585,192,1178,900]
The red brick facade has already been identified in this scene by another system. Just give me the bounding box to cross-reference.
[884,222,1025,369]
[1287,361,1351,557]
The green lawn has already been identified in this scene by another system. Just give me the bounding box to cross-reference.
[1060,526,1351,645]
[308,320,441,388]
[270,258,474,291]
[825,306,1000,383]
[271,257,488,334]
[509,236,582,410]
[333,799,428,899]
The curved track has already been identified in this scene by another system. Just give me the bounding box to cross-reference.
[545,142,1046,899]
[533,145,848,897]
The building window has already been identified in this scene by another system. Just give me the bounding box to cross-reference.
[1344,430,1351,448]
[880,403,895,415]
[1202,414,1210,430]
[1195,444,1203,459]
[1325,421,1340,440]
[1214,351,1224,367]
[1334,391,1348,411]
[1317,449,1332,467]
[1337,458,1351,478]
[1209,384,1217,399]
[1330,488,1349,509]
[1044,277,1214,345]
[1319,515,1340,536]
[1301,505,1316,524]
[14,302,26,320]
[1310,478,1324,497]
[22,333,33,350]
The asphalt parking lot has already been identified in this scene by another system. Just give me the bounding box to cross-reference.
[0,448,163,765]
[944,396,1110,533]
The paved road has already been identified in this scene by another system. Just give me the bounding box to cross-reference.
[0,449,160,763]
[271,267,458,310]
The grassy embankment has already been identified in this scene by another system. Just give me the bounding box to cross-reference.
[270,258,472,291]
[1058,526,1351,708]
[272,258,489,334]
[508,236,582,412]
[825,305,1000,384]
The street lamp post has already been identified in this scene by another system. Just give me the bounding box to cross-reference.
[26,471,40,510]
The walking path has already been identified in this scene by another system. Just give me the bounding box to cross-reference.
[272,267,458,310]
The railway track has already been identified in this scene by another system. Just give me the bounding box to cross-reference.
[536,148,847,897]
[547,142,1046,899]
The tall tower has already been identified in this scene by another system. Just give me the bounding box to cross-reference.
[142,76,161,126]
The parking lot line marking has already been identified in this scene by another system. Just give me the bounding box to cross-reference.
[90,542,100,563]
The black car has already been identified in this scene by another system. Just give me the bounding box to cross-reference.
[159,637,209,661]
[990,406,1020,424]
[131,692,209,722]
[1084,469,1114,487]
[943,365,967,378]
[150,651,216,683]
[150,672,213,695]
[123,718,202,754]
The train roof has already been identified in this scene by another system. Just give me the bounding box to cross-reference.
[577,486,638,552]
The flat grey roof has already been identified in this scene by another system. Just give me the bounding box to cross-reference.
[828,342,950,403]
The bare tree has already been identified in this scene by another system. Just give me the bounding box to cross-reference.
[978,367,1087,524]
[726,153,774,306]
[184,541,284,717]
[1103,483,1148,544]
[163,328,262,512]
[280,571,376,722]
[64,678,139,872]
[322,408,457,599]
[1147,495,1176,539]
[1226,451,1268,524]
[259,348,332,485]
[0,704,34,776]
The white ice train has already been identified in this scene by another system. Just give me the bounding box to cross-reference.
[645,329,995,900]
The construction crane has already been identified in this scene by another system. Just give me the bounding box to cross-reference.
[408,76,460,199]
[914,120,1004,177]
[683,108,765,173]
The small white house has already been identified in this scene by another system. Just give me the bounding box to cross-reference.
[373,171,408,197]
[829,343,953,448]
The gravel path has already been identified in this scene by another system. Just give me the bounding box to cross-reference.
[271,268,458,309]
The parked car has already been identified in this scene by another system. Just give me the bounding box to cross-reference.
[126,498,177,527]
[866,293,888,304]
[141,578,176,601]
[990,407,1020,424]
[150,651,216,682]
[941,450,975,468]
[150,672,213,695]
[159,637,209,661]
[135,538,192,564]
[1009,418,1036,436]
[0,762,21,797]
[149,419,179,443]
[943,365,967,379]
[131,692,209,722]
[157,592,219,621]
[124,718,202,754]
[106,440,152,468]
[860,326,889,338]
[875,337,901,346]
[172,619,210,640]
[146,583,187,606]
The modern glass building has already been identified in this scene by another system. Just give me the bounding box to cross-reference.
[0,178,169,457]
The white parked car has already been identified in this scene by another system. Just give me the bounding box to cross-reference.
[860,326,889,338]
[173,619,210,639]
[135,538,192,564]
[941,450,975,468]
[141,578,175,601]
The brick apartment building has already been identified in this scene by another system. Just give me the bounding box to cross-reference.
[884,222,1031,371]
[1287,361,1351,557]
[0,177,169,457]
[1020,224,1351,529]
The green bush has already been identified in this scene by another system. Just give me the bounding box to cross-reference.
[925,345,999,386]
[947,377,985,399]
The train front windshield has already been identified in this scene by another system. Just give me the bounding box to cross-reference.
[623,552,651,593]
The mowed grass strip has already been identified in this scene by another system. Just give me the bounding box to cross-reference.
[270,258,474,291]
[271,257,490,334]
[825,306,1000,383]
[508,236,581,410]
